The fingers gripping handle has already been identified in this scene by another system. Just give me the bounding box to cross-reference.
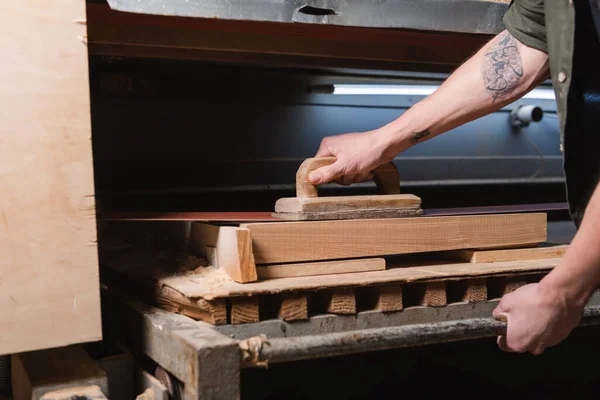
[296,156,401,198]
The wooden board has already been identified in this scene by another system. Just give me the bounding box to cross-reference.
[189,225,257,283]
[231,297,260,324]
[0,0,102,355]
[235,213,547,264]
[274,194,421,213]
[327,290,356,315]
[155,257,560,300]
[375,285,403,312]
[272,208,424,221]
[449,245,568,263]
[278,294,308,321]
[256,258,386,279]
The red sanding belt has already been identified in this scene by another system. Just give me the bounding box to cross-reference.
[97,203,568,222]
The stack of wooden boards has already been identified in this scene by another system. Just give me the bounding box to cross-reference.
[99,210,568,326]
[189,212,554,283]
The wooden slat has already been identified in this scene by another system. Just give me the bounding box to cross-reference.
[461,279,488,303]
[327,290,356,314]
[156,258,560,299]
[275,194,421,213]
[238,213,547,264]
[0,0,102,355]
[423,282,447,306]
[214,227,257,283]
[449,245,568,263]
[278,294,308,321]
[231,297,260,324]
[256,258,385,279]
[375,285,403,312]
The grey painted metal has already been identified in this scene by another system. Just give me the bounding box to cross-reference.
[243,304,600,366]
[219,291,600,340]
[106,0,507,34]
[218,300,503,339]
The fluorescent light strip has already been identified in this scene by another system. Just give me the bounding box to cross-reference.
[332,84,556,100]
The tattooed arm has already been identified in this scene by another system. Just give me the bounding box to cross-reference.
[309,30,549,186]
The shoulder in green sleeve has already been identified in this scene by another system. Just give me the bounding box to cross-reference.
[503,0,548,53]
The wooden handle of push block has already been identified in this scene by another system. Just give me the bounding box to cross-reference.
[296,156,401,198]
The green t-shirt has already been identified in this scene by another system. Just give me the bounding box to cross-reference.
[503,0,600,227]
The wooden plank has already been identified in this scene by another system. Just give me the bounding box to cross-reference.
[231,297,260,324]
[215,227,257,283]
[423,282,447,306]
[238,213,547,264]
[327,290,356,315]
[375,285,403,312]
[449,245,568,263]
[256,258,385,279]
[272,207,424,221]
[155,258,560,299]
[0,0,102,355]
[278,294,308,321]
[275,194,421,213]
[461,279,488,303]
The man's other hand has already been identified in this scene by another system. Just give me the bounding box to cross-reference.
[492,282,583,355]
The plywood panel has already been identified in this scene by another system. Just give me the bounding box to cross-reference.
[0,0,102,355]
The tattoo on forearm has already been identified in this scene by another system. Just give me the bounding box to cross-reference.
[482,32,524,102]
[410,129,431,144]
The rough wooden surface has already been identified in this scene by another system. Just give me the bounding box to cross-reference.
[275,193,419,213]
[153,285,227,325]
[375,285,403,312]
[272,207,424,221]
[423,282,447,306]
[278,294,308,321]
[150,257,561,300]
[231,297,260,324]
[462,279,488,303]
[256,258,385,279]
[327,290,356,315]
[0,0,102,355]
[239,213,547,264]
